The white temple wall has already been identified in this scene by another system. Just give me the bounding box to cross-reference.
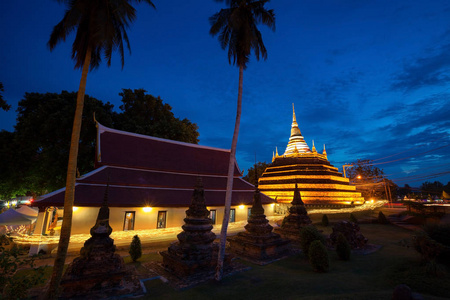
[34,203,275,236]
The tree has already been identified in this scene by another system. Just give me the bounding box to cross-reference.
[242,161,269,185]
[0,90,199,199]
[12,92,114,196]
[398,184,412,199]
[0,130,28,199]
[209,0,275,281]
[45,1,155,298]
[114,89,199,144]
[420,181,444,198]
[0,83,11,111]
[346,159,388,200]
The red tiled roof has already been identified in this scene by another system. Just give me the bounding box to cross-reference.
[34,125,274,208]
[96,124,241,176]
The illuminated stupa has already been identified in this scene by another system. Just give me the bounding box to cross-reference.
[258,105,364,207]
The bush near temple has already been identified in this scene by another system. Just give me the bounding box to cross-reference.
[300,226,325,256]
[129,235,142,262]
[336,233,351,261]
[308,240,329,272]
[350,213,358,223]
[377,211,389,224]
[321,214,329,227]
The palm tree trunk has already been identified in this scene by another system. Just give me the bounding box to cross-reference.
[45,46,91,300]
[215,64,244,281]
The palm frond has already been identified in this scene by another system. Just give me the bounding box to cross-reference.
[49,0,154,70]
[210,0,275,68]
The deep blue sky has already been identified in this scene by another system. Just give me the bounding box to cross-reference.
[1,0,450,188]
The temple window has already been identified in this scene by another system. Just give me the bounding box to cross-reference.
[157,211,167,229]
[229,209,235,223]
[210,209,216,224]
[123,211,135,231]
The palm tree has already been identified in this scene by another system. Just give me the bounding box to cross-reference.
[209,0,275,281]
[45,0,154,298]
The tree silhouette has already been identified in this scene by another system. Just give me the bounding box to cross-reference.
[209,0,275,281]
[45,1,155,298]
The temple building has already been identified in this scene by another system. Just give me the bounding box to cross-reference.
[32,122,275,237]
[258,105,364,208]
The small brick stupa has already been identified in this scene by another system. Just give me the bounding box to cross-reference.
[161,178,218,277]
[229,184,291,264]
[61,184,141,298]
[274,183,312,243]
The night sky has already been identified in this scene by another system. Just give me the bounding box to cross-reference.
[1,0,449,188]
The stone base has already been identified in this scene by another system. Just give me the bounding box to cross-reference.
[160,243,232,278]
[60,265,142,299]
[228,232,291,264]
[273,227,302,244]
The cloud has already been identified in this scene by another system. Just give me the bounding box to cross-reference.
[391,43,450,91]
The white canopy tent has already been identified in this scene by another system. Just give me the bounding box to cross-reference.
[0,207,37,226]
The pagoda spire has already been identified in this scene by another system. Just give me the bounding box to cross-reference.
[283,104,311,155]
[323,144,327,158]
[312,140,317,152]
[290,103,301,137]
[276,146,279,156]
[292,103,297,124]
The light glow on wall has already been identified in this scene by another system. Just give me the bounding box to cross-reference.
[239,205,245,209]
[143,206,153,212]
[72,206,79,212]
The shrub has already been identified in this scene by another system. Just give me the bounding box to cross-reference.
[321,214,329,227]
[413,231,444,262]
[350,213,358,223]
[308,240,329,272]
[423,224,450,247]
[300,226,325,256]
[0,245,45,299]
[420,224,450,267]
[377,211,389,224]
[129,235,142,262]
[336,233,351,261]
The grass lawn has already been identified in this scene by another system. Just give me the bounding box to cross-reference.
[139,224,450,300]
[11,220,450,299]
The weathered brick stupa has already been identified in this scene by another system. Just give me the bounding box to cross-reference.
[274,183,312,243]
[60,185,141,298]
[161,178,222,277]
[229,183,291,264]
[258,104,364,208]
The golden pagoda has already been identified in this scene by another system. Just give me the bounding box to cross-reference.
[259,105,364,207]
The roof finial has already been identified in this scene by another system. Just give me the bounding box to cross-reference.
[323,144,327,157]
[292,103,297,123]
[276,146,279,156]
[312,140,317,152]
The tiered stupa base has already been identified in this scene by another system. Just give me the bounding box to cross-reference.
[274,183,312,244]
[229,231,290,264]
[161,178,231,279]
[274,213,312,243]
[61,186,141,298]
[229,186,291,264]
[61,236,140,298]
